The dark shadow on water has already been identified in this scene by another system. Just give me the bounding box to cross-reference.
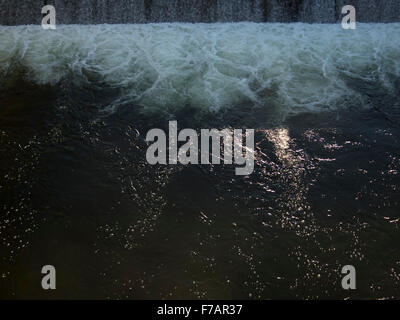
[1,76,400,299]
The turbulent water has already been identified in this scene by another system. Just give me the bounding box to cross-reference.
[0,22,400,299]
[1,23,400,116]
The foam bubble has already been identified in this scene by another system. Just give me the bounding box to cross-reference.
[0,23,399,115]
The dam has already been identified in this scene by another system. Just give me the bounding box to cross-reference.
[1,0,400,25]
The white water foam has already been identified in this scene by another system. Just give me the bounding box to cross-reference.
[0,23,399,114]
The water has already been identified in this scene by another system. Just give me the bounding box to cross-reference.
[0,23,400,299]
[1,23,400,115]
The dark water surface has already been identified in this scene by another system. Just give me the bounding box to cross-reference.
[1,74,400,299]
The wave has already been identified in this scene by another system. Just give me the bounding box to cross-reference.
[1,23,400,115]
